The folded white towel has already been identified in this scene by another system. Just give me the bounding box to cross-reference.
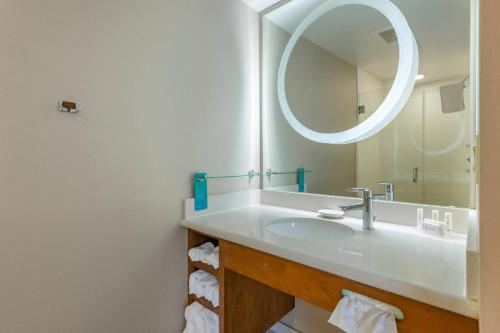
[201,246,220,269]
[183,301,219,333]
[188,242,215,262]
[183,301,205,333]
[198,273,219,307]
[189,270,219,307]
[328,295,398,333]
[201,305,218,333]
[189,270,210,296]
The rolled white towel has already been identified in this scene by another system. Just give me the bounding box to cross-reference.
[201,246,219,269]
[183,301,205,333]
[203,283,219,308]
[183,301,219,333]
[197,273,219,307]
[189,271,219,307]
[188,270,210,296]
[188,242,215,262]
[200,306,218,333]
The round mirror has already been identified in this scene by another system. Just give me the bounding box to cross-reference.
[278,0,419,144]
[284,5,398,134]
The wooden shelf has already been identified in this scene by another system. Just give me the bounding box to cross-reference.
[190,259,218,276]
[189,294,219,315]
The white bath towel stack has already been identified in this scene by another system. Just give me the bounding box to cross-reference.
[189,270,219,307]
[188,242,220,269]
[183,301,218,333]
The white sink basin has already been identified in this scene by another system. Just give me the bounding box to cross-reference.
[266,218,355,241]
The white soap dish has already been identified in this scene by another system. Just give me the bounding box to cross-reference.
[318,209,345,219]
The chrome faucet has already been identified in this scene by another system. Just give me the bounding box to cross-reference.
[373,182,394,201]
[340,188,375,231]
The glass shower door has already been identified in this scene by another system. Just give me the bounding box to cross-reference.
[357,81,472,207]
[422,83,471,207]
[356,86,425,204]
[378,89,425,204]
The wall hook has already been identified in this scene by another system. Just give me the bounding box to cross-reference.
[59,100,82,113]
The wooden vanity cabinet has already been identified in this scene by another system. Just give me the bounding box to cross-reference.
[187,229,478,333]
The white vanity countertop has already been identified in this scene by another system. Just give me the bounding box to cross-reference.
[181,204,477,318]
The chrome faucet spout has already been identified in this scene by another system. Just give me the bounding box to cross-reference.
[340,187,374,231]
[339,203,364,211]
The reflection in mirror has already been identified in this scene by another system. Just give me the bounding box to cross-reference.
[262,0,473,208]
[284,5,397,134]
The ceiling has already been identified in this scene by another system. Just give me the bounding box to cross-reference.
[265,0,470,83]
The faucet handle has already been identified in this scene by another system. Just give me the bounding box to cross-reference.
[378,182,394,191]
[346,187,372,198]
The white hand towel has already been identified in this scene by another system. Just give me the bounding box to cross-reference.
[201,246,220,269]
[183,301,219,333]
[197,273,219,307]
[328,295,398,333]
[188,242,215,262]
[183,301,205,333]
[203,309,219,333]
[189,271,219,307]
[188,270,219,307]
[188,270,210,296]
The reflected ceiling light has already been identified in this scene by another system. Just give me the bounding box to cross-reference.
[277,0,419,144]
[416,74,425,80]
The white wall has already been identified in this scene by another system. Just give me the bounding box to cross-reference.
[262,20,357,196]
[0,1,259,332]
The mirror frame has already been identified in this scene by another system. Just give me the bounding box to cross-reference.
[277,0,419,144]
